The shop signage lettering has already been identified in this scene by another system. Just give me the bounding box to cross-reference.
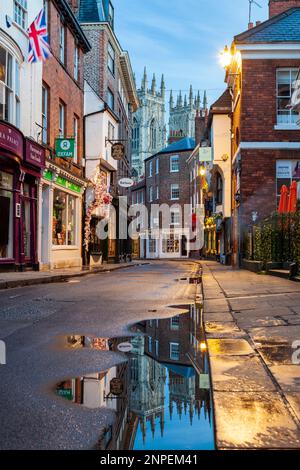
[0,122,23,159]
[55,138,75,158]
[117,342,133,353]
[118,178,134,188]
[56,176,81,194]
[25,139,45,168]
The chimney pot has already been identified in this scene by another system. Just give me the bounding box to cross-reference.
[248,22,254,29]
[256,21,261,26]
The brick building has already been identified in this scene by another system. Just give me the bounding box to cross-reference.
[77,0,139,262]
[39,0,91,270]
[142,137,195,259]
[224,1,300,267]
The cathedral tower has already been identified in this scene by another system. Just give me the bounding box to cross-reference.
[132,68,167,178]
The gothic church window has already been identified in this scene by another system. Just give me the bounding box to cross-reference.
[132,118,139,150]
[150,119,157,150]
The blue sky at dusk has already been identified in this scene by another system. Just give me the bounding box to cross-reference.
[113,0,269,106]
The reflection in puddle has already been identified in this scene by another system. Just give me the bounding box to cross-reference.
[55,304,215,450]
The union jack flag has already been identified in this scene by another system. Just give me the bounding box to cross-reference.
[28,9,51,63]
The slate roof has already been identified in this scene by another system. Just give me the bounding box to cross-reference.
[158,137,196,155]
[78,0,106,23]
[235,8,300,43]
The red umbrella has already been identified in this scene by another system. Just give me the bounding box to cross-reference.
[288,181,297,213]
[278,185,289,213]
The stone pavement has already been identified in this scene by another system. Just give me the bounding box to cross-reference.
[202,261,300,450]
[0,262,144,290]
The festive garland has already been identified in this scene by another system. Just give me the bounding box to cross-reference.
[84,165,113,252]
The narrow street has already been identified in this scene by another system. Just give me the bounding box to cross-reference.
[0,261,200,450]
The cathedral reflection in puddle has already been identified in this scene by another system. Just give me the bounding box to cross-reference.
[55,304,215,450]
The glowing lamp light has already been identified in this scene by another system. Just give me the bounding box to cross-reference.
[200,341,207,352]
[220,45,232,69]
[200,167,206,177]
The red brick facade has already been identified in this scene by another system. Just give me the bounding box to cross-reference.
[43,0,88,175]
[269,0,300,17]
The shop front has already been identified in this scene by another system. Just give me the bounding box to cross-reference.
[39,162,86,271]
[0,121,45,271]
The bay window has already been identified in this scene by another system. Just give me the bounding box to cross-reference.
[53,189,77,246]
[0,45,21,127]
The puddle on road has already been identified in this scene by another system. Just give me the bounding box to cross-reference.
[55,305,215,450]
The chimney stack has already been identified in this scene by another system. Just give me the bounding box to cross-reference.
[269,1,300,18]
[248,22,254,29]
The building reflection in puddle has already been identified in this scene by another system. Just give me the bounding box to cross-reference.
[56,304,214,450]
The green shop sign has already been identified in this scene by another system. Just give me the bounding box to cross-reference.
[43,170,81,194]
[55,138,75,158]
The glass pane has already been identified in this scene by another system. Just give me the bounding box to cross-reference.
[6,54,12,88]
[67,195,76,246]
[5,87,13,123]
[23,199,31,258]
[0,46,6,83]
[292,162,300,180]
[0,82,5,120]
[53,190,67,245]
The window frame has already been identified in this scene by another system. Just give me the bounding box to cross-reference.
[171,184,180,201]
[107,88,114,111]
[107,41,115,76]
[14,0,28,30]
[59,101,66,138]
[74,44,79,81]
[73,115,79,164]
[170,154,180,173]
[149,161,153,177]
[276,68,298,126]
[59,23,66,65]
[169,342,180,361]
[0,46,20,126]
[42,84,49,145]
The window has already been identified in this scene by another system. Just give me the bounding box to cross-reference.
[171,184,179,200]
[59,101,66,137]
[216,173,223,205]
[276,160,300,207]
[108,42,115,75]
[148,337,152,353]
[170,155,179,172]
[149,161,153,177]
[171,209,180,225]
[155,340,159,356]
[156,158,159,174]
[59,24,66,64]
[42,85,49,144]
[132,118,139,151]
[14,0,27,29]
[107,88,114,110]
[108,121,115,141]
[73,116,79,164]
[170,316,180,330]
[53,189,77,246]
[170,342,180,361]
[108,1,114,29]
[0,172,14,259]
[0,46,18,125]
[277,69,298,125]
[74,44,79,81]
[150,119,156,150]
[149,186,153,202]
[156,186,159,200]
[148,238,156,253]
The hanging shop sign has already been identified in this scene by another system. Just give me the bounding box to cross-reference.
[118,178,134,188]
[0,122,23,159]
[110,378,124,397]
[112,143,125,161]
[199,147,212,163]
[25,139,45,168]
[55,138,75,158]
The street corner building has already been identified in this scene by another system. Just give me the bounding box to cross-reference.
[0,1,46,271]
[224,0,300,267]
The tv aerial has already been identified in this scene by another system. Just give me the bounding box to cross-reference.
[248,0,262,23]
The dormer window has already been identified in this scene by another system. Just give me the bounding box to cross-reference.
[108,2,114,29]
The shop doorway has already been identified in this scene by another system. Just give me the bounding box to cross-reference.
[41,184,50,267]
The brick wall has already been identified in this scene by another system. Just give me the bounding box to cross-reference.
[43,0,85,173]
[269,0,300,17]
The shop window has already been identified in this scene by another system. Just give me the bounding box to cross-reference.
[162,235,180,254]
[0,172,13,259]
[277,69,298,125]
[148,238,156,253]
[276,160,300,207]
[14,0,27,29]
[169,342,180,361]
[23,184,31,258]
[53,189,77,246]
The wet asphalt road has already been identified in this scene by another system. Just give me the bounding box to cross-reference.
[0,261,198,450]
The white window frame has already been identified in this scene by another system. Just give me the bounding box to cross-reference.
[149,186,153,202]
[59,102,66,138]
[108,41,115,76]
[149,161,153,177]
[74,44,79,81]
[171,184,179,200]
[170,315,180,330]
[0,46,19,126]
[107,88,114,110]
[14,0,27,30]
[156,185,159,200]
[148,336,152,353]
[156,158,159,174]
[42,85,49,144]
[155,340,159,356]
[170,342,180,361]
[59,24,66,64]
[52,189,79,248]
[171,208,180,226]
[170,155,180,173]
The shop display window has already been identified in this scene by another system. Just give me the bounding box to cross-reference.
[0,171,13,259]
[53,189,77,246]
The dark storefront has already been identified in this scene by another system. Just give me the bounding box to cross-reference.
[0,121,45,271]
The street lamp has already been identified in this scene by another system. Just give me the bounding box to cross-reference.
[219,45,232,69]
[200,167,206,177]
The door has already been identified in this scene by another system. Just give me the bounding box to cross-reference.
[41,184,50,266]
